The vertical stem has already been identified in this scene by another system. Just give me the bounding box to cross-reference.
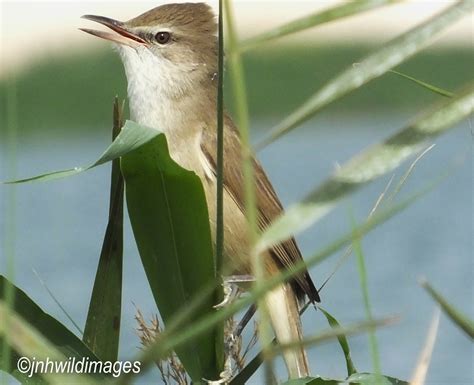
[216,0,224,278]
[352,223,381,374]
[222,0,274,379]
[2,77,18,378]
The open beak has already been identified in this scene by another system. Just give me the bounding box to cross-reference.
[80,15,147,47]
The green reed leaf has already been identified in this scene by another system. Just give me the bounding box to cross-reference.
[83,98,125,361]
[240,0,402,52]
[121,132,223,383]
[420,280,474,339]
[256,0,472,148]
[257,83,474,253]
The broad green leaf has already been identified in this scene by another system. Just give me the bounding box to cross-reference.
[83,98,124,361]
[2,120,160,184]
[121,132,223,383]
[420,280,474,339]
[346,372,408,385]
[0,276,100,384]
[319,308,357,376]
[256,83,474,254]
[240,0,401,52]
[256,0,473,148]
[389,70,453,97]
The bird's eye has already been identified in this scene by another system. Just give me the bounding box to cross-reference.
[155,31,171,44]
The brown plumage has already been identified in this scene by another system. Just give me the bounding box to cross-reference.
[200,116,320,304]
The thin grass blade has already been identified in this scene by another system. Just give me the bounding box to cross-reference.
[240,0,402,52]
[319,308,357,376]
[280,376,339,384]
[0,276,100,384]
[256,83,474,254]
[389,70,453,97]
[2,120,161,184]
[256,0,473,149]
[269,316,397,359]
[123,185,430,382]
[420,279,474,338]
[351,219,381,374]
[83,98,125,361]
[409,308,441,385]
[346,372,408,384]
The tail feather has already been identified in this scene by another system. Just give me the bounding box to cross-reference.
[265,283,309,378]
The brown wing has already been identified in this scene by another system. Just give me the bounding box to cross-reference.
[201,116,320,303]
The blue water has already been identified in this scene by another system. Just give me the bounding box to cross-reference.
[1,114,472,384]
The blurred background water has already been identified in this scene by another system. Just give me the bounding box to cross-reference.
[1,1,473,384]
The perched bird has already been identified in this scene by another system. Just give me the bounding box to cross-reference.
[81,2,320,378]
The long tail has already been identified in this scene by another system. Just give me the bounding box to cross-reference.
[265,283,309,378]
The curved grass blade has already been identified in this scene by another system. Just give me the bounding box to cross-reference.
[239,316,395,385]
[319,308,357,376]
[121,186,428,383]
[256,0,473,149]
[389,70,453,97]
[346,372,408,385]
[0,276,100,384]
[351,220,380,374]
[240,0,401,52]
[420,279,474,338]
[224,0,276,379]
[32,268,83,336]
[256,83,474,254]
[281,376,339,385]
[2,120,160,184]
[410,308,441,385]
[83,98,124,361]
[121,132,223,383]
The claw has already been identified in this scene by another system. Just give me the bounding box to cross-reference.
[213,275,255,309]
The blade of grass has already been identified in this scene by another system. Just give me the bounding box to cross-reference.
[1,75,18,382]
[223,0,274,379]
[0,302,99,385]
[83,97,124,361]
[389,70,453,97]
[351,218,381,374]
[115,184,430,384]
[256,0,473,149]
[420,279,474,338]
[319,308,357,376]
[32,268,83,336]
[346,372,408,384]
[0,276,100,384]
[239,0,402,52]
[2,120,161,184]
[216,0,225,282]
[256,83,474,254]
[409,308,441,385]
[269,316,397,359]
[388,144,436,201]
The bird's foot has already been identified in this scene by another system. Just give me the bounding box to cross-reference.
[213,275,255,309]
[203,331,237,384]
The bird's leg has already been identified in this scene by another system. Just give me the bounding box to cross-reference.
[213,275,255,309]
[202,320,238,384]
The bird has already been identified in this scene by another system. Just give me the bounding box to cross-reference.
[81,2,320,379]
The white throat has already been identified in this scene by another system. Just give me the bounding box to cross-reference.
[117,44,198,133]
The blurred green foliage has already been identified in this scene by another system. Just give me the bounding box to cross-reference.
[0,44,472,137]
